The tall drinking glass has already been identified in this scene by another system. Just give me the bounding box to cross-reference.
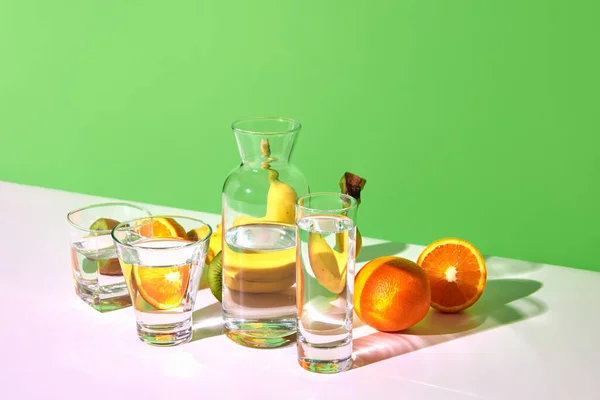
[296,192,357,373]
[112,215,211,346]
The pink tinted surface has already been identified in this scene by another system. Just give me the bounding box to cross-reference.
[0,181,598,399]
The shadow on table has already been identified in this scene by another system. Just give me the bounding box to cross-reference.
[352,278,546,369]
[357,241,407,263]
[483,255,544,278]
[191,302,223,342]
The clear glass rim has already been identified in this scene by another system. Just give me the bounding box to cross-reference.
[231,116,302,136]
[67,202,151,234]
[296,192,358,214]
[111,214,212,250]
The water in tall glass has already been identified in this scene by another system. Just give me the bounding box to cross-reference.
[296,214,355,373]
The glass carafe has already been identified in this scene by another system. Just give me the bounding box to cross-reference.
[222,117,309,348]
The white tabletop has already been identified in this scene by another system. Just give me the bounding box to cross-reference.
[0,181,597,400]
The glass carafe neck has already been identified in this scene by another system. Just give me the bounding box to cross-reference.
[234,132,297,165]
[232,117,301,165]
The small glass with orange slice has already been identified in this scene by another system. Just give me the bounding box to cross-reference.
[67,203,151,312]
[112,215,212,346]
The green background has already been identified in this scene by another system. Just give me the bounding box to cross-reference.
[1,1,598,271]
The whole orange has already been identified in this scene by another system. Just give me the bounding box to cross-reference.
[354,256,431,332]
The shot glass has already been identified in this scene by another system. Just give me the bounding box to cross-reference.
[67,203,151,312]
[112,215,211,346]
[296,192,358,373]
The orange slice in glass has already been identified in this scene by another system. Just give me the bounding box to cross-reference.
[416,238,487,313]
[133,264,190,310]
[137,217,187,239]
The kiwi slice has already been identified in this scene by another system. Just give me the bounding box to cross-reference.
[81,258,97,274]
[89,217,121,232]
[81,257,123,275]
[207,251,223,302]
[97,258,123,275]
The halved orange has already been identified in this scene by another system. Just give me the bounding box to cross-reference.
[133,264,190,310]
[416,238,487,313]
[137,217,187,239]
